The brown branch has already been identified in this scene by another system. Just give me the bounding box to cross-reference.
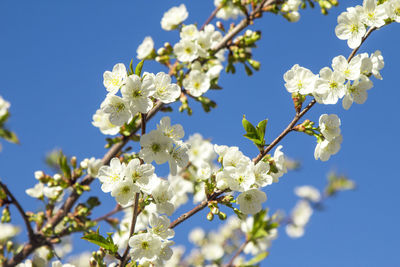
[119,192,140,266]
[253,99,317,164]
[169,190,224,229]
[347,27,377,62]
[224,238,250,267]
[200,5,221,31]
[93,204,123,222]
[0,181,35,241]
[253,24,379,164]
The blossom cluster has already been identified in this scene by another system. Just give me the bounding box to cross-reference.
[335,0,400,49]
[314,113,343,161]
[286,185,321,238]
[213,145,287,214]
[92,64,181,134]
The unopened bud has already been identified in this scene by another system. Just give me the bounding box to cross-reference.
[216,21,225,32]
[218,212,227,220]
[70,156,77,168]
[34,171,45,180]
[207,211,214,221]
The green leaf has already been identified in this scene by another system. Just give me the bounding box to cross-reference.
[0,112,9,125]
[242,116,258,137]
[129,59,134,75]
[82,230,118,254]
[0,128,19,144]
[256,119,268,143]
[244,251,269,266]
[58,152,71,179]
[135,59,144,77]
[242,116,267,148]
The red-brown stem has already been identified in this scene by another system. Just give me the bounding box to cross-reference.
[119,192,140,266]
[169,190,224,229]
[200,5,221,31]
[0,182,35,241]
[224,238,250,267]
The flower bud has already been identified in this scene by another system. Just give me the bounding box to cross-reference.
[207,211,214,221]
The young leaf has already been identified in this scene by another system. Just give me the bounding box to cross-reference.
[135,59,144,77]
[82,231,118,254]
[245,251,269,266]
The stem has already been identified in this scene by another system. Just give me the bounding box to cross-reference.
[200,5,221,31]
[169,190,224,229]
[0,181,35,241]
[93,204,122,222]
[212,0,276,53]
[119,192,140,267]
[253,99,316,164]
[253,25,379,164]
[224,238,250,267]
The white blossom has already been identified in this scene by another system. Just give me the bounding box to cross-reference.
[332,55,361,81]
[187,134,216,168]
[150,72,181,104]
[360,0,387,27]
[370,50,384,80]
[180,24,199,41]
[139,130,173,165]
[43,186,63,201]
[335,7,366,49]
[129,233,163,262]
[148,213,175,239]
[92,109,120,135]
[174,39,199,62]
[386,0,400,22]
[183,70,210,97]
[100,95,132,126]
[189,227,205,245]
[0,223,20,241]
[295,185,321,202]
[137,36,154,60]
[151,179,175,216]
[157,116,184,142]
[214,0,244,20]
[124,158,154,189]
[111,179,137,206]
[26,183,44,199]
[319,114,341,141]
[161,4,188,31]
[283,64,317,95]
[103,63,127,95]
[254,161,273,188]
[314,135,343,161]
[314,67,346,104]
[121,74,155,114]
[236,189,267,214]
[97,157,126,193]
[343,75,373,110]
[0,95,10,118]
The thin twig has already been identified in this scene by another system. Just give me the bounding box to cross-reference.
[224,238,250,267]
[169,190,224,229]
[0,181,35,241]
[93,204,123,222]
[253,25,378,164]
[200,5,221,31]
[119,193,140,266]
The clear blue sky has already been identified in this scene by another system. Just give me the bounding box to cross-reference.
[0,1,399,266]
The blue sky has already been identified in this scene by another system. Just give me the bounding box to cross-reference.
[0,1,399,266]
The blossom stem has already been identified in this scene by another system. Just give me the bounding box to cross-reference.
[120,192,140,266]
[200,5,221,31]
[169,190,224,229]
[253,25,379,164]
[0,181,35,241]
[224,237,250,267]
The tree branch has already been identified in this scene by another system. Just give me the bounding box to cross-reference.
[0,181,35,241]
[224,238,250,267]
